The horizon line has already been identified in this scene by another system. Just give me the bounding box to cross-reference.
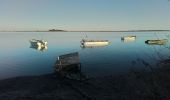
[0,29,170,32]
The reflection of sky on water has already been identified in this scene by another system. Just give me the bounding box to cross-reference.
[0,32,170,79]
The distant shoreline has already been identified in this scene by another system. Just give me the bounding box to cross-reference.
[0,30,170,32]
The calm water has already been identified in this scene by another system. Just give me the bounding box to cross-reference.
[0,32,170,79]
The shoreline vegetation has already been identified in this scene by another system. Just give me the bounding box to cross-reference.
[0,64,170,100]
[0,30,170,32]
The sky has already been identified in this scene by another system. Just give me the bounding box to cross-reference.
[0,0,170,31]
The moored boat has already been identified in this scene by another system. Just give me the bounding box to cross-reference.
[121,36,136,42]
[145,39,168,45]
[81,39,109,47]
[30,39,47,47]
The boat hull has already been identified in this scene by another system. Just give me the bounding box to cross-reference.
[83,41,109,46]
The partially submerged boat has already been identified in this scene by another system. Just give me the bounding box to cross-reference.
[81,39,109,47]
[55,52,87,80]
[30,39,47,47]
[145,39,168,45]
[121,36,136,42]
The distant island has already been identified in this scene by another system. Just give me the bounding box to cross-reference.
[49,29,66,32]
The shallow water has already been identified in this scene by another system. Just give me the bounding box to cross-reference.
[0,32,170,79]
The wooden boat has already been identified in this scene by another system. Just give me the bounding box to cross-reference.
[145,39,168,45]
[55,52,87,80]
[121,36,136,42]
[30,39,47,47]
[81,39,109,47]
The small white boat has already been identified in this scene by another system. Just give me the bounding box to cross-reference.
[145,39,168,45]
[30,39,47,47]
[81,39,109,47]
[121,36,136,42]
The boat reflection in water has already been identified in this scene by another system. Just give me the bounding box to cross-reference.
[29,39,48,52]
[80,39,110,48]
[54,52,87,80]
[30,45,48,52]
[80,44,109,48]
[121,36,136,43]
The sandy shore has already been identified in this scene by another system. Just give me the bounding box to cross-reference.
[0,65,170,100]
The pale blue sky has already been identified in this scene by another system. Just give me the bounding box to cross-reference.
[0,0,170,31]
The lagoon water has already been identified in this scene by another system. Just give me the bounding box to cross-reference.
[0,32,170,80]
